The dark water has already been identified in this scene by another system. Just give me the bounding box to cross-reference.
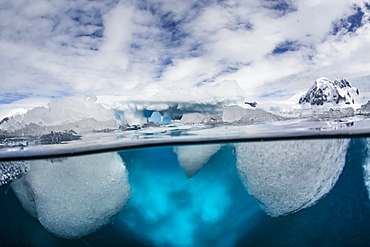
[0,138,369,246]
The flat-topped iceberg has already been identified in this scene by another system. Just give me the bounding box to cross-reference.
[97,80,246,125]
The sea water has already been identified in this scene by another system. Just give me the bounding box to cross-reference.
[0,136,369,246]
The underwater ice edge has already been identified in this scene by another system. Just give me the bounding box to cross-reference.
[0,140,370,246]
[0,78,370,244]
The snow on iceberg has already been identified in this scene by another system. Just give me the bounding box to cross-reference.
[97,80,246,125]
[1,95,118,135]
[11,152,131,239]
[235,139,349,217]
[174,144,221,177]
[299,77,359,106]
[222,105,281,123]
[358,100,370,115]
[178,112,222,125]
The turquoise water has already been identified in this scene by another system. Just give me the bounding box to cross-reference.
[0,138,369,246]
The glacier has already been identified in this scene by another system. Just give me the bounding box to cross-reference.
[235,139,349,217]
[11,152,131,239]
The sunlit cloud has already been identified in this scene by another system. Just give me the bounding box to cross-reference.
[0,0,369,111]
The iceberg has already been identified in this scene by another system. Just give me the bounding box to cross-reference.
[0,161,29,186]
[222,105,281,123]
[1,95,118,135]
[98,80,246,126]
[178,112,222,125]
[11,152,131,239]
[358,100,370,115]
[174,144,221,177]
[235,139,349,217]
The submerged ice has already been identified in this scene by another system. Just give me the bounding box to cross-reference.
[174,144,221,177]
[364,139,370,199]
[118,146,260,247]
[0,161,28,186]
[235,139,349,217]
[11,152,131,239]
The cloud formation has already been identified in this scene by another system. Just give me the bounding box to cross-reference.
[0,0,369,107]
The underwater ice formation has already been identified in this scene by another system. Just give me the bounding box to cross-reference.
[174,144,221,177]
[235,139,349,217]
[0,161,29,186]
[364,139,370,199]
[11,152,131,239]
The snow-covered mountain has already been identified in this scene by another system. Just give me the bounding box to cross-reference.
[299,77,359,105]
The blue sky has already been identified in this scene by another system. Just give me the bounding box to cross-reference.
[0,0,369,108]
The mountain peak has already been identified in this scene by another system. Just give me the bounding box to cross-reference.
[299,77,359,105]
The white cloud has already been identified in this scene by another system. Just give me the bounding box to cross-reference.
[0,0,369,108]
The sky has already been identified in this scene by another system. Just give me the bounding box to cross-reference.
[0,0,370,110]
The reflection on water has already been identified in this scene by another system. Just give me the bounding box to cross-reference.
[0,138,370,246]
